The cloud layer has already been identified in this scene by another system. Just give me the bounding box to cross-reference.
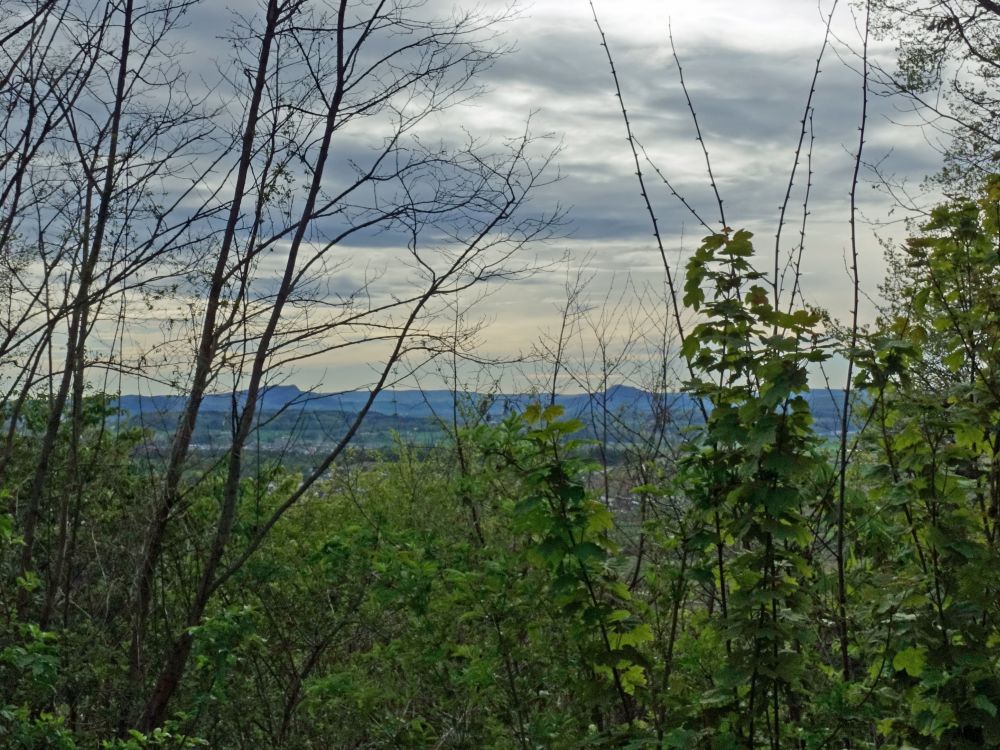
[104,0,944,391]
[386,0,943,389]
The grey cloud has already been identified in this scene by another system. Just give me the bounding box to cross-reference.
[486,35,929,250]
[124,1,946,388]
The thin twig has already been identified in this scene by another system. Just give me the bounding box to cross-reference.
[668,21,726,229]
[836,0,871,689]
[587,2,691,359]
[774,0,839,311]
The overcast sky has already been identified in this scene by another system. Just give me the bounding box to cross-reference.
[264,0,934,392]
[401,0,942,391]
[124,0,944,393]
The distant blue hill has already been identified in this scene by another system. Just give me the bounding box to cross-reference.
[113,383,668,420]
[113,384,849,435]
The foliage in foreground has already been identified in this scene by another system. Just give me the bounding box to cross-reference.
[2,182,1000,747]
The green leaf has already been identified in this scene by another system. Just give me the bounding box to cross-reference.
[572,541,605,563]
[618,663,648,694]
[541,403,565,422]
[893,646,927,677]
[942,348,965,372]
[586,504,615,534]
[611,623,653,649]
[974,694,998,718]
[876,717,895,736]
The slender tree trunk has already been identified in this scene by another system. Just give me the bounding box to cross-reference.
[19,0,134,611]
[126,0,282,719]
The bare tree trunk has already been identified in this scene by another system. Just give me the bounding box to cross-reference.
[126,0,283,720]
[19,0,134,609]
